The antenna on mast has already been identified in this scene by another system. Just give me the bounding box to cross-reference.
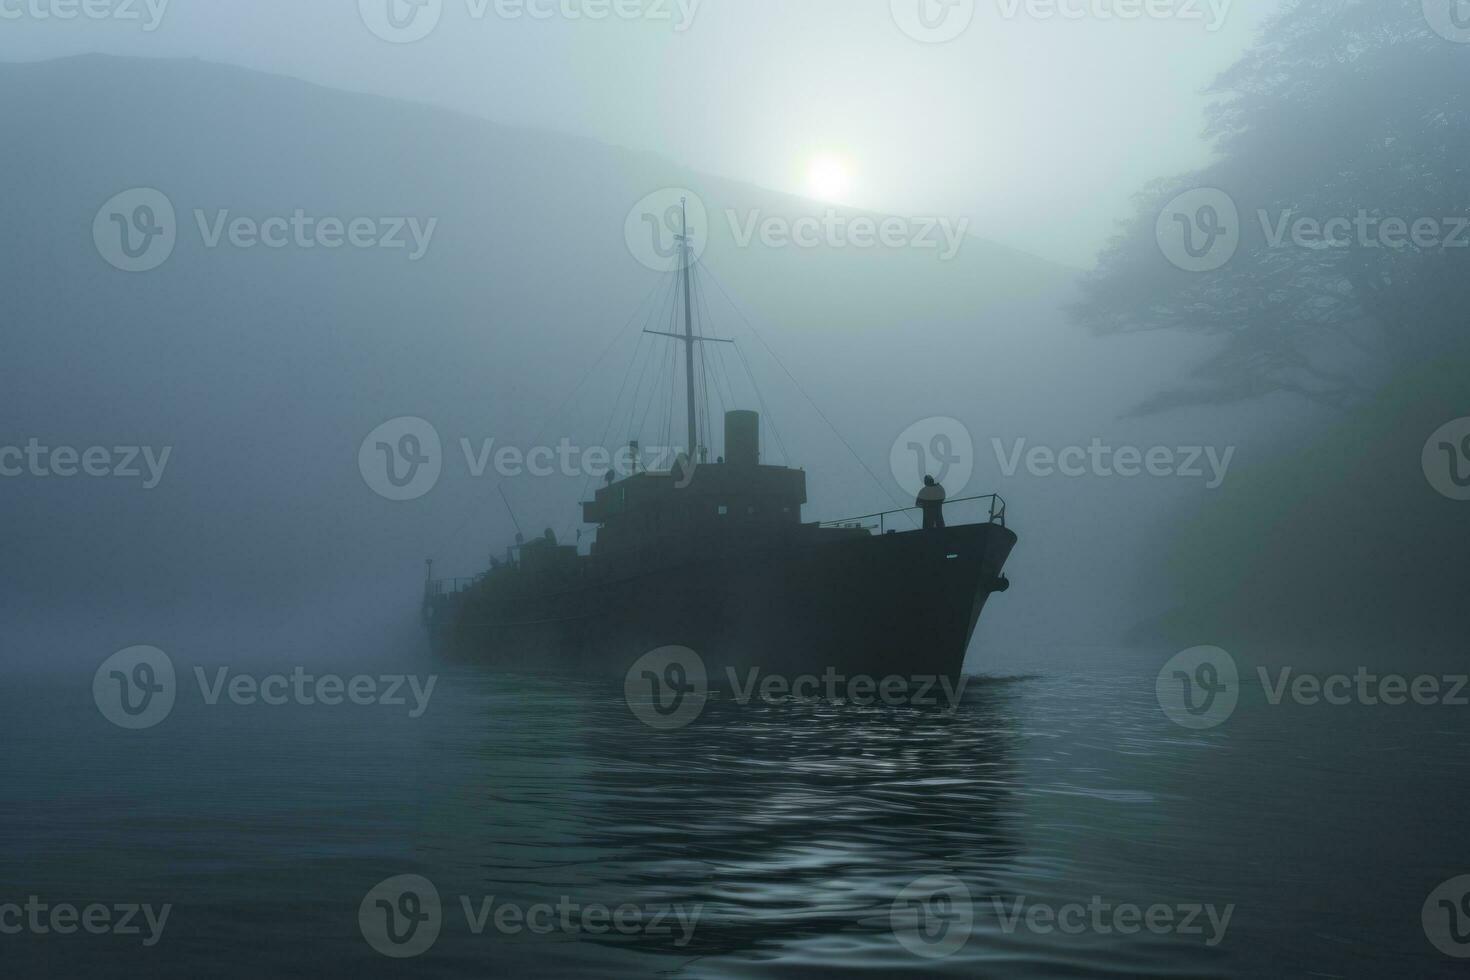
[643,196,735,473]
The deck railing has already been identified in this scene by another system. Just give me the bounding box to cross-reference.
[814,493,1007,534]
[427,494,1007,600]
[430,576,485,596]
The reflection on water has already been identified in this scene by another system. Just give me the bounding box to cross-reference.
[2,652,1467,978]
[422,672,1026,967]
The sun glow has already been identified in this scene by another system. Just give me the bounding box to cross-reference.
[805,153,855,203]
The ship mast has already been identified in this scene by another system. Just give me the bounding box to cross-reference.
[643,197,734,469]
[679,198,698,461]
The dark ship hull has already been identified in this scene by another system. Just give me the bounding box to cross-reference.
[427,519,1015,684]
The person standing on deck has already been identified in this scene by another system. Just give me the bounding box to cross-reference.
[917,475,947,530]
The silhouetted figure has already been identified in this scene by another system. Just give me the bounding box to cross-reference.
[917,476,947,530]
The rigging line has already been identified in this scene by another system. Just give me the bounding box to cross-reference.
[694,268,715,453]
[701,264,907,514]
[623,269,680,443]
[574,271,679,542]
[433,271,671,568]
[699,314,729,451]
[658,334,673,461]
[579,329,646,521]
[620,332,656,443]
[706,342,727,450]
[691,266,736,442]
[709,339,736,434]
[670,330,681,456]
[639,311,677,441]
[635,331,669,440]
[563,270,678,545]
[529,272,669,457]
[693,263,789,465]
[732,339,792,466]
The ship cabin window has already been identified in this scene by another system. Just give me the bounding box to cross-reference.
[747,505,757,516]
[717,504,729,516]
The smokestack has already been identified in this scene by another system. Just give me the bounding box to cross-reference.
[724,411,760,467]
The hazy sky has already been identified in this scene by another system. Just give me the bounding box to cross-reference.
[0,0,1281,265]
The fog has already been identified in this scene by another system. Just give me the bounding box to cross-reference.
[2,0,1466,679]
[0,0,1282,266]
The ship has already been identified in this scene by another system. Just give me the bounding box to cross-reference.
[422,200,1017,686]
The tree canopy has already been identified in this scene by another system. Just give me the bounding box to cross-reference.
[1075,0,1470,413]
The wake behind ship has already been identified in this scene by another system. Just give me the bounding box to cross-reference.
[422,200,1016,684]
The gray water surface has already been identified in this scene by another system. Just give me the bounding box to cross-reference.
[2,648,1465,978]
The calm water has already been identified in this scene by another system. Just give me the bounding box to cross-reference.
[3,648,1466,978]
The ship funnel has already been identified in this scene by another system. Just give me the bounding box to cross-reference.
[725,411,760,467]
